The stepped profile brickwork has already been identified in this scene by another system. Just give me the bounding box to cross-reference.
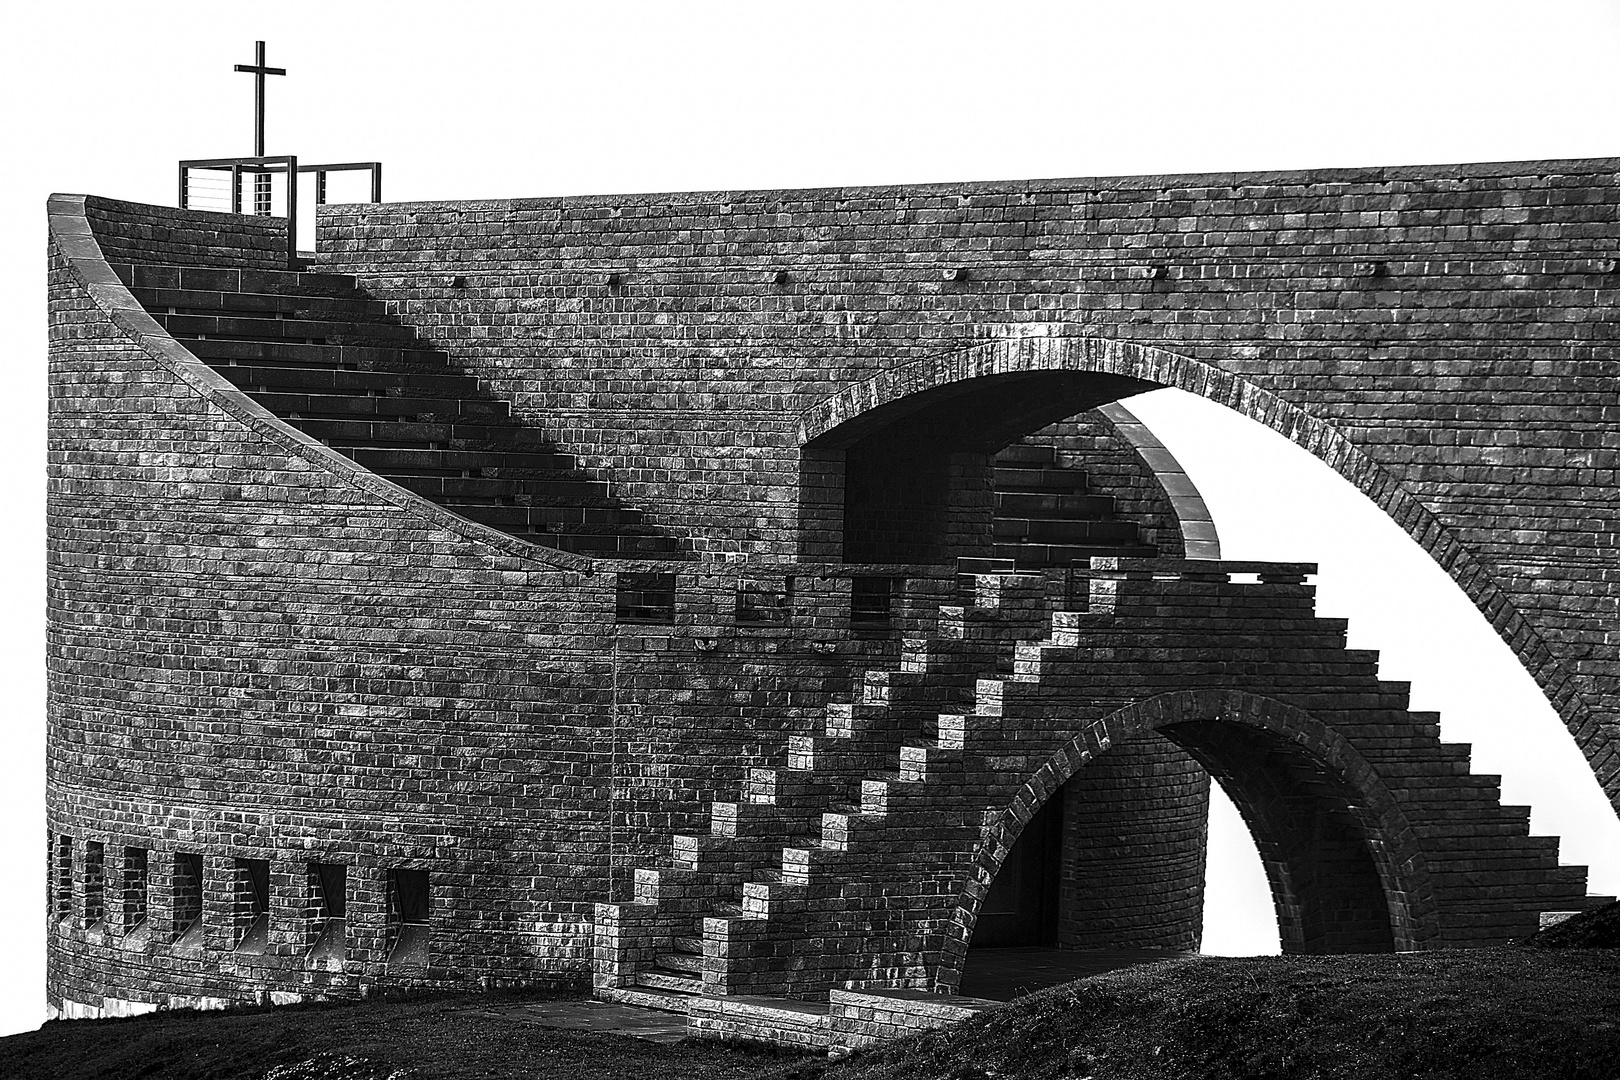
[45,156,1620,1049]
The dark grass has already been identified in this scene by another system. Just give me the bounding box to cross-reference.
[0,986,811,1080]
[8,945,1620,1080]
[1525,899,1620,949]
[806,949,1620,1080]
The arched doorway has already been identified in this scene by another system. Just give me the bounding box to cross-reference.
[941,690,1439,993]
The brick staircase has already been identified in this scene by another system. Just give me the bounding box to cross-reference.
[112,262,678,559]
[594,564,1611,1032]
[991,440,1158,568]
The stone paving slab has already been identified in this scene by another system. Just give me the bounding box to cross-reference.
[457,998,691,1044]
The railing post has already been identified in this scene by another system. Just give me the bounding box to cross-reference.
[230,164,242,214]
[177,164,188,210]
[371,162,382,203]
[285,155,299,271]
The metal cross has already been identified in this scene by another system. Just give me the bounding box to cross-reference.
[234,40,286,157]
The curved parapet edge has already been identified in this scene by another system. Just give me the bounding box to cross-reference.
[1094,400,1221,561]
[47,193,596,576]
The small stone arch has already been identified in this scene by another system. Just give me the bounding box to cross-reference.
[793,330,1600,811]
[936,688,1442,993]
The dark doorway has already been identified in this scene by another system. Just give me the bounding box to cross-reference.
[972,788,1064,947]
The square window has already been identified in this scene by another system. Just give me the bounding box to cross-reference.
[735,577,792,626]
[850,576,898,634]
[615,573,676,625]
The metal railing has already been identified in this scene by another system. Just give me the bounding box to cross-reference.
[178,155,383,270]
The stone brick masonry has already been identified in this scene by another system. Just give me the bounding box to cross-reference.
[42,158,1620,1047]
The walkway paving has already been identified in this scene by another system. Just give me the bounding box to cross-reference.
[458,997,690,1044]
[466,949,1193,1045]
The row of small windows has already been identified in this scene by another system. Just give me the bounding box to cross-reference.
[615,572,898,631]
[51,836,428,968]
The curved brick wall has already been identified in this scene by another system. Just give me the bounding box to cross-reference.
[46,197,1218,1013]
[48,165,1615,1022]
[313,160,1620,813]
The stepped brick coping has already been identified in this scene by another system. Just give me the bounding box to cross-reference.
[790,327,1599,781]
[687,993,831,1050]
[48,193,593,576]
[828,988,1000,1055]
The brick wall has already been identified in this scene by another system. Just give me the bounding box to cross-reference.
[314,160,1620,812]
[47,197,958,1010]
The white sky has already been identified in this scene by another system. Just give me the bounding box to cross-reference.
[3,0,1618,1038]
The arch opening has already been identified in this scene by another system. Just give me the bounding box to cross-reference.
[792,334,1606,835]
[799,366,1156,563]
[951,691,1437,994]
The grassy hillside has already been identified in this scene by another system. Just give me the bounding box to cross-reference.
[808,949,1620,1080]
[6,940,1617,1079]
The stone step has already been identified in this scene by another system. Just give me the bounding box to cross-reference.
[991,441,1057,465]
[214,362,475,397]
[636,969,703,995]
[992,465,1091,492]
[111,261,360,297]
[994,491,1118,515]
[185,336,454,371]
[992,517,1145,542]
[596,985,695,1015]
[294,417,561,451]
[156,311,420,345]
[656,951,703,975]
[249,390,513,422]
[130,285,389,321]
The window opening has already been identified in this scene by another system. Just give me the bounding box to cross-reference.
[175,851,205,947]
[386,868,430,968]
[616,573,677,625]
[123,847,150,938]
[850,576,898,635]
[84,842,105,929]
[308,862,347,964]
[735,576,792,626]
[236,858,270,953]
[53,835,72,922]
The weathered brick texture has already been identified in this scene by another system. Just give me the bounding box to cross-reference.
[312,160,1620,809]
[44,159,1620,1042]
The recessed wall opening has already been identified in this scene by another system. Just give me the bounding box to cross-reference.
[52,835,71,923]
[849,576,898,636]
[122,847,150,938]
[616,573,677,625]
[387,868,430,969]
[308,862,347,964]
[83,842,105,930]
[236,858,270,953]
[175,852,205,947]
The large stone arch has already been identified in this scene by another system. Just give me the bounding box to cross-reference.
[794,330,1608,809]
[936,689,1442,993]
